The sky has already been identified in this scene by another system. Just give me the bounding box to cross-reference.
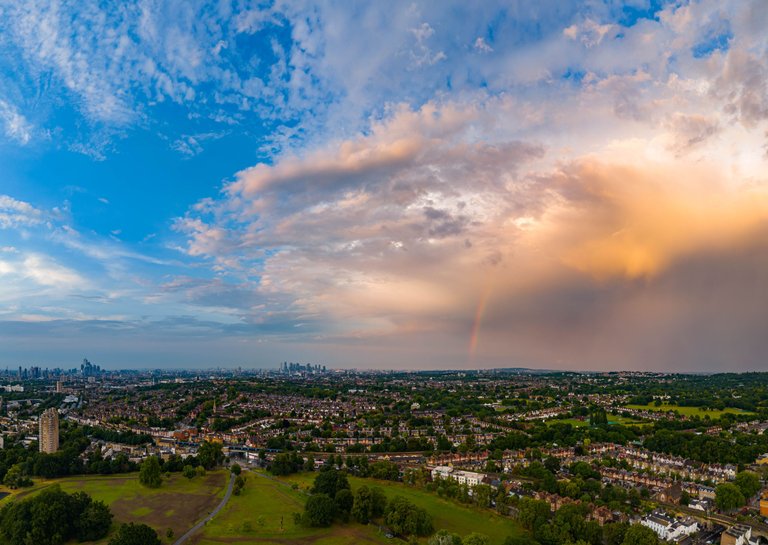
[0,0,767,372]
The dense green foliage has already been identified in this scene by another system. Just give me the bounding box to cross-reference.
[0,486,112,545]
[351,484,387,524]
[621,525,659,545]
[197,440,224,469]
[715,482,746,511]
[644,429,768,464]
[268,452,305,476]
[311,468,351,497]
[139,455,162,488]
[384,495,434,537]
[301,493,336,527]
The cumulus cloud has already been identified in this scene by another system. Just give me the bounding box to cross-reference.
[3,0,768,369]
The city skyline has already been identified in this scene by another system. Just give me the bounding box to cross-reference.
[1,1,767,371]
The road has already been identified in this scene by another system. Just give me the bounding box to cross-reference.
[174,472,236,545]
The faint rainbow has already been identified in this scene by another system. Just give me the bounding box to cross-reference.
[468,282,493,364]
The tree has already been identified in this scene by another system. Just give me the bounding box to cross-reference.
[304,454,315,472]
[335,488,354,519]
[371,487,387,518]
[590,408,608,426]
[0,486,112,545]
[303,493,336,527]
[734,471,761,500]
[463,533,490,545]
[385,496,434,537]
[139,456,162,488]
[198,440,224,469]
[3,463,31,489]
[233,474,247,495]
[603,523,629,545]
[429,530,463,545]
[108,523,161,545]
[183,464,196,479]
[517,498,551,531]
[352,485,373,523]
[544,456,561,473]
[679,490,691,506]
[230,462,242,475]
[312,469,350,497]
[622,525,659,545]
[75,500,113,541]
[715,482,746,511]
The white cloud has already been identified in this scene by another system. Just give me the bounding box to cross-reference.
[0,195,43,229]
[0,99,32,144]
[473,37,493,53]
[22,253,84,288]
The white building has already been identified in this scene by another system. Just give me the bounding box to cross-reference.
[454,470,485,487]
[642,513,675,539]
[430,466,486,488]
[431,466,453,480]
[640,512,698,541]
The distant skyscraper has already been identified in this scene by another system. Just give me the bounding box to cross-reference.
[39,408,59,453]
[56,381,62,393]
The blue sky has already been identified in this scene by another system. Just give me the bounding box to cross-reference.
[1,0,768,371]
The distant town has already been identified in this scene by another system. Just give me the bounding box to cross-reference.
[2,364,768,545]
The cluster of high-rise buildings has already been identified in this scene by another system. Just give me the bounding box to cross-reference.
[279,362,327,374]
[4,357,104,380]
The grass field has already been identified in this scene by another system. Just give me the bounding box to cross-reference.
[0,469,526,544]
[545,418,589,427]
[0,471,228,544]
[625,403,754,418]
[606,415,649,426]
[545,415,647,427]
[196,470,525,545]
[195,472,391,545]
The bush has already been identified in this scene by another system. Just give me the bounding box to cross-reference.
[108,522,161,545]
[233,474,247,495]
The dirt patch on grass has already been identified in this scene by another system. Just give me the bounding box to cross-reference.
[112,491,221,538]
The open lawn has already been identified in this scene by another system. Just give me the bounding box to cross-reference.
[625,403,754,418]
[195,471,391,545]
[0,471,228,544]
